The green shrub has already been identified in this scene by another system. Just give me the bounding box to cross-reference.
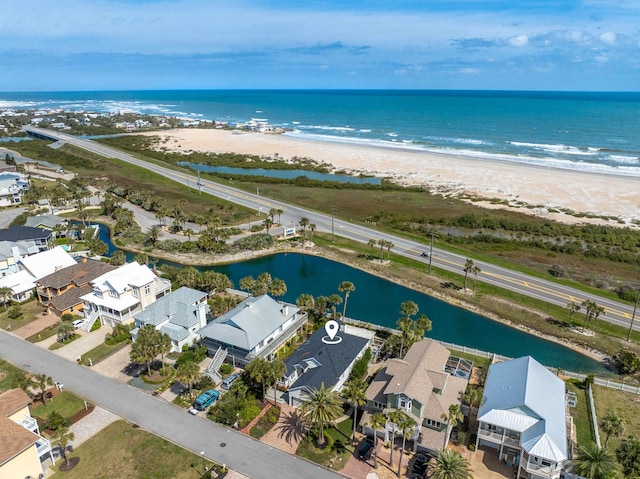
[7,306,22,320]
[44,411,67,431]
[349,348,371,381]
[90,320,102,332]
[219,363,233,375]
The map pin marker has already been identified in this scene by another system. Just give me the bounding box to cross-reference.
[325,320,339,341]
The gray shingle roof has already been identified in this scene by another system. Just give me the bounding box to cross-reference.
[284,326,369,393]
[0,226,51,242]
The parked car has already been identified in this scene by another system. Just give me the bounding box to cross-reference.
[72,319,85,328]
[221,373,239,390]
[189,388,220,414]
[409,452,432,478]
[355,437,374,461]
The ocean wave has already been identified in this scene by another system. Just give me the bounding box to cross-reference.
[285,130,640,178]
[607,155,639,165]
[359,129,372,133]
[510,141,597,156]
[302,125,356,132]
[427,136,487,146]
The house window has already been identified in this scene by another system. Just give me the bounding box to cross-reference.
[109,289,117,298]
[397,396,412,412]
[372,401,385,410]
[133,289,139,298]
[144,284,151,295]
[425,418,442,429]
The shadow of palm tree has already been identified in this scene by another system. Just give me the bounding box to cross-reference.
[274,409,307,446]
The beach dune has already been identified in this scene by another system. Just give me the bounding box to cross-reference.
[142,129,640,227]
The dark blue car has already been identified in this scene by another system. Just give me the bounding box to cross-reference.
[355,438,374,460]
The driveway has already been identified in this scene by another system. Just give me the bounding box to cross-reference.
[0,330,347,479]
[259,403,306,455]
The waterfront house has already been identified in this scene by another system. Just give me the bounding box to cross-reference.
[0,388,53,479]
[198,294,307,364]
[280,324,374,407]
[475,356,569,479]
[80,262,171,328]
[0,226,51,251]
[36,258,116,317]
[0,246,76,303]
[0,171,28,206]
[132,287,209,353]
[25,214,68,235]
[362,339,469,454]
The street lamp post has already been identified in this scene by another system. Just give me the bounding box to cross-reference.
[428,231,434,274]
[331,206,335,242]
[626,286,640,341]
[256,188,261,216]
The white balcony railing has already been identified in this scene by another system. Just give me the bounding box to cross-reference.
[18,415,39,432]
[36,437,51,456]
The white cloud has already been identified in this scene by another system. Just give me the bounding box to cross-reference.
[509,35,529,47]
[599,32,617,44]
[459,68,478,74]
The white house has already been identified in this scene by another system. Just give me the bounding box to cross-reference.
[132,287,209,353]
[198,294,307,364]
[475,356,570,479]
[80,262,171,328]
[0,171,29,206]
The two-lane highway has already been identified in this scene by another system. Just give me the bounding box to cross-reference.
[23,126,639,333]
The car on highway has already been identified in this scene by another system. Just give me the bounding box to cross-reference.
[355,437,374,461]
[189,388,220,414]
[421,251,430,257]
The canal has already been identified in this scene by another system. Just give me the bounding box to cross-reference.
[96,225,609,374]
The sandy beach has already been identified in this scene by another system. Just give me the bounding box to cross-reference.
[142,129,640,226]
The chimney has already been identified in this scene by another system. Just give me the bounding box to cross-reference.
[282,305,289,316]
[82,257,87,263]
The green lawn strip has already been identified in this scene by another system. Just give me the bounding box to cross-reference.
[296,424,352,471]
[48,334,79,350]
[49,420,217,479]
[26,322,61,343]
[78,341,128,366]
[0,359,27,392]
[565,380,595,448]
[0,300,44,332]
[250,405,281,439]
[592,383,640,452]
[31,392,86,423]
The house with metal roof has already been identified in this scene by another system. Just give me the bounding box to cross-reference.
[362,339,469,454]
[132,287,209,353]
[25,214,67,232]
[198,294,308,364]
[80,262,171,329]
[0,389,53,479]
[280,324,374,407]
[475,356,569,479]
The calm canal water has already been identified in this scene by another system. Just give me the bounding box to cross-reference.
[96,225,608,374]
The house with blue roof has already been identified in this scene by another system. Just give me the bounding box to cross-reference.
[475,356,569,479]
[132,286,209,353]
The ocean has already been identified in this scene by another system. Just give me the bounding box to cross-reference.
[1,89,639,177]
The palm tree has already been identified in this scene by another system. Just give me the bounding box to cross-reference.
[368,411,388,469]
[263,216,273,233]
[396,412,417,477]
[0,286,12,310]
[176,360,201,394]
[367,239,376,257]
[328,294,343,320]
[591,302,606,331]
[268,278,287,301]
[574,442,617,479]
[309,223,316,240]
[338,281,356,318]
[34,373,53,404]
[600,410,625,448]
[463,258,475,290]
[299,383,343,447]
[57,323,75,342]
[296,294,315,314]
[183,227,195,241]
[268,359,286,404]
[52,425,75,465]
[146,225,160,246]
[441,404,464,450]
[157,331,172,376]
[398,301,419,357]
[431,449,473,479]
[385,240,394,260]
[245,357,270,400]
[299,217,310,240]
[342,379,367,442]
[471,265,481,292]
[17,374,35,395]
[386,410,404,468]
[567,301,581,321]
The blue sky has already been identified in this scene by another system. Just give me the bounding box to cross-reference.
[1,0,638,91]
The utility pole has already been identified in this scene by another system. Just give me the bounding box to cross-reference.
[197,171,201,195]
[627,286,640,341]
[331,206,335,242]
[428,231,434,274]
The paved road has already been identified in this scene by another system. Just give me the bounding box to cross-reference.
[0,330,344,479]
[22,126,639,333]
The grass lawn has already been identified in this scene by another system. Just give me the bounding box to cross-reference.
[48,334,79,350]
[250,405,281,439]
[565,380,595,448]
[296,419,354,471]
[78,341,128,366]
[0,359,27,392]
[0,300,44,332]
[50,420,215,479]
[31,392,87,423]
[26,322,61,343]
[592,383,640,452]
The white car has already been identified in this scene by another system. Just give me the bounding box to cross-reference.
[72,319,85,328]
